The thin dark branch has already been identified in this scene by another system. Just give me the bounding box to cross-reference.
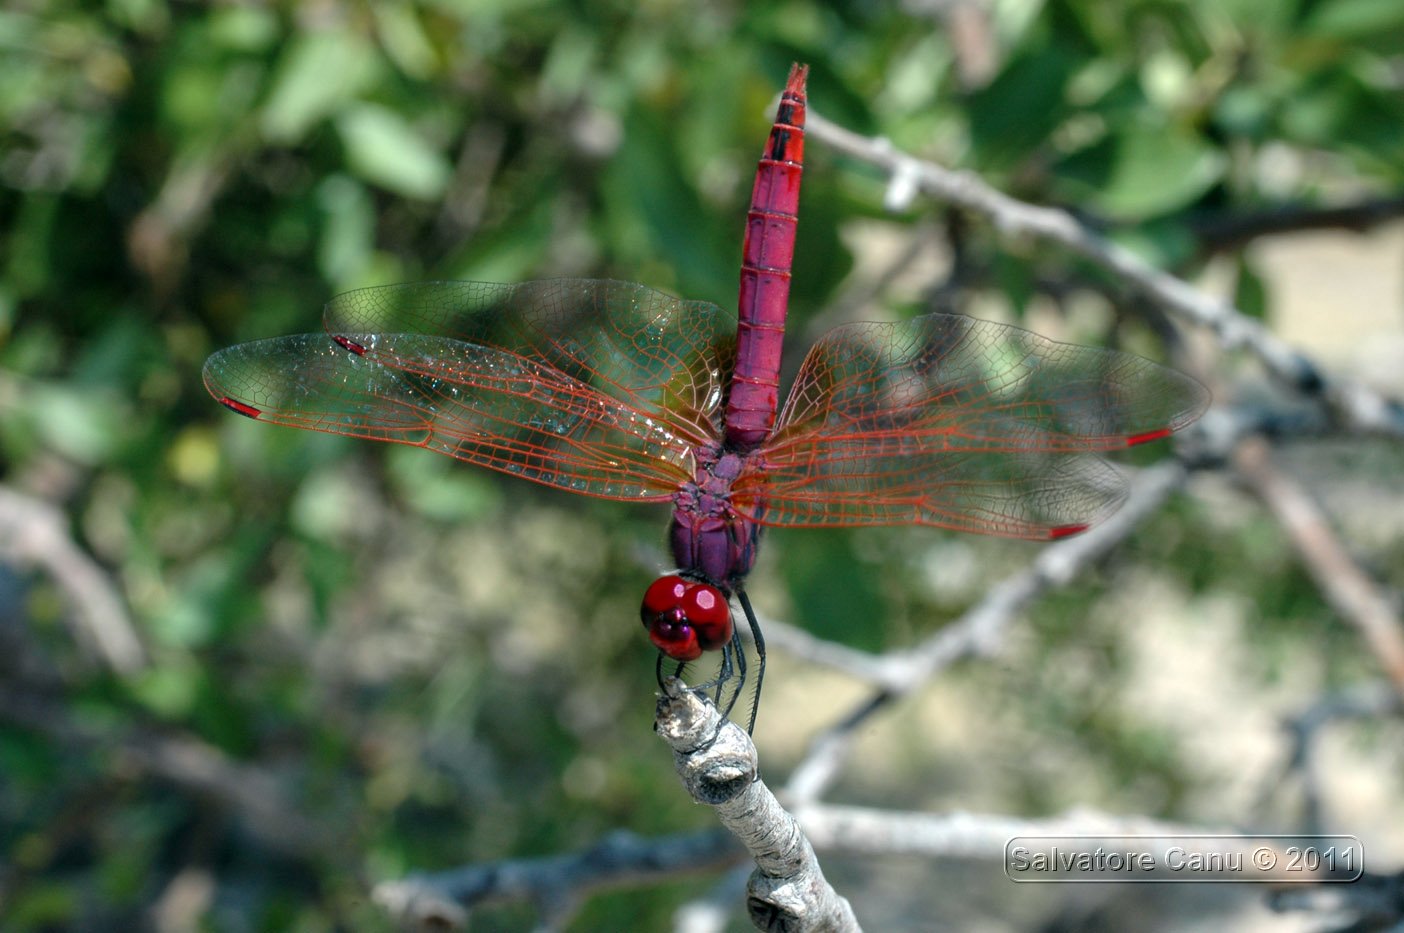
[373,827,743,931]
[1256,683,1404,834]
[1189,195,1404,253]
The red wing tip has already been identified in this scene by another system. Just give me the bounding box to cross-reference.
[1049,524,1090,540]
[1125,427,1174,446]
[333,334,367,355]
[786,63,809,93]
[218,397,262,419]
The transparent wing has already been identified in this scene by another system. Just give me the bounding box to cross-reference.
[203,280,734,501]
[734,313,1210,539]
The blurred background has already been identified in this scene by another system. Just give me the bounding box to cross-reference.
[3,0,1404,930]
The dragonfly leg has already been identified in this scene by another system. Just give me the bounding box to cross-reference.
[719,622,747,725]
[656,652,690,691]
[712,645,730,707]
[736,588,766,736]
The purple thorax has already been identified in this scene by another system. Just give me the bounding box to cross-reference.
[668,442,762,589]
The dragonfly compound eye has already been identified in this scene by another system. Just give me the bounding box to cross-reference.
[681,583,731,651]
[640,575,732,661]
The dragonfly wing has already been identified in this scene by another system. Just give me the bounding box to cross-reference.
[322,279,732,446]
[736,313,1209,539]
[206,280,734,500]
[203,328,708,501]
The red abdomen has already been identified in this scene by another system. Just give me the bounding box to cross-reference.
[723,64,807,451]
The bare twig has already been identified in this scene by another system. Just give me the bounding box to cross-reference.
[0,486,147,674]
[127,150,232,297]
[1233,437,1404,697]
[797,805,1226,858]
[373,827,742,931]
[435,120,507,244]
[804,108,1404,438]
[655,679,860,933]
[798,805,1353,883]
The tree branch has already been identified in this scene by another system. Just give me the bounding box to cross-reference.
[0,485,147,674]
[1189,195,1404,253]
[1233,437,1404,698]
[373,827,743,931]
[655,679,860,933]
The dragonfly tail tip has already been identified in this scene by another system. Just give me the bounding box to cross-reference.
[786,63,809,93]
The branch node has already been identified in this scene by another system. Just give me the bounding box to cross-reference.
[883,157,920,212]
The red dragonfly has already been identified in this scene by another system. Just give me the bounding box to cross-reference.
[205,64,1208,726]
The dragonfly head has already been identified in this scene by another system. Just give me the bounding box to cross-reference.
[640,575,732,662]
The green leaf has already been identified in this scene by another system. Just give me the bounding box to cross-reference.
[316,174,375,287]
[208,5,278,52]
[26,384,125,464]
[443,197,553,283]
[1303,0,1404,37]
[261,30,379,143]
[290,469,364,542]
[1056,127,1224,219]
[993,251,1038,314]
[1234,255,1270,319]
[601,105,732,298]
[1109,222,1198,270]
[1281,69,1404,167]
[371,3,438,78]
[968,47,1076,169]
[8,881,78,927]
[336,104,451,201]
[779,529,887,652]
[131,663,201,717]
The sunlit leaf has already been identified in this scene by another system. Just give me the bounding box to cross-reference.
[1056,127,1224,219]
[26,385,125,464]
[316,174,376,287]
[261,30,379,143]
[336,104,452,201]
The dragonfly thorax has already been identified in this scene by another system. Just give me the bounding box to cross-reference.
[668,444,762,587]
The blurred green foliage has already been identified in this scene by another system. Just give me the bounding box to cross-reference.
[3,0,1403,929]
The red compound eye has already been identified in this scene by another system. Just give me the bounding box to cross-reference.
[640,575,733,661]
